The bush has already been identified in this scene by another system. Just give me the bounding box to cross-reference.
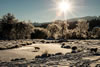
[47,21,69,39]
[15,22,34,39]
[31,28,50,39]
[47,23,61,39]
[92,27,100,38]
[74,19,89,39]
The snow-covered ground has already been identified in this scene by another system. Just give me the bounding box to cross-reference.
[0,43,71,62]
[0,39,100,67]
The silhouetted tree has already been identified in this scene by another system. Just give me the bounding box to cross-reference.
[88,19,100,31]
[15,22,34,39]
[1,13,18,23]
[0,13,34,39]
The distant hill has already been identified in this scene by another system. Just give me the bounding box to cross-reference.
[68,16,100,22]
[32,16,100,28]
[33,22,51,28]
[33,16,100,24]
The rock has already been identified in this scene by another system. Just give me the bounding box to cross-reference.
[55,52,63,55]
[63,45,71,49]
[40,40,45,43]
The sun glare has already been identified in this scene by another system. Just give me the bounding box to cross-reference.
[58,0,71,12]
[51,0,73,20]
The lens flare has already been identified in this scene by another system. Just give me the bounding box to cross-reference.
[58,0,71,12]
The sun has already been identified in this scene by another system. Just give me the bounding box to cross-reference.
[51,0,73,20]
[58,0,71,12]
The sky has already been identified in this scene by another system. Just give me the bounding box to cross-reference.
[0,0,100,22]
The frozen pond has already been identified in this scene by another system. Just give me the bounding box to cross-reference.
[0,43,72,62]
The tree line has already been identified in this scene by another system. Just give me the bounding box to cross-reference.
[0,13,100,40]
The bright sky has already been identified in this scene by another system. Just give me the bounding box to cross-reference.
[0,0,100,22]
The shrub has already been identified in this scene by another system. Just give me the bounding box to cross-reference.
[15,22,34,39]
[47,23,61,39]
[92,27,100,38]
[31,28,50,39]
[75,19,89,39]
[47,21,69,39]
